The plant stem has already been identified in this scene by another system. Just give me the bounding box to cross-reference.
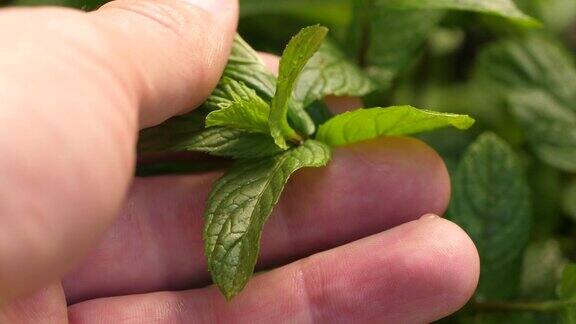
[473,299,576,313]
[356,0,374,67]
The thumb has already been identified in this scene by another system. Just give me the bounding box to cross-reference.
[0,0,237,303]
[90,0,238,127]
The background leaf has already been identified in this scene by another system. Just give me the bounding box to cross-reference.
[203,140,331,299]
[348,4,443,88]
[509,90,576,172]
[562,179,576,222]
[348,0,535,89]
[475,36,576,171]
[559,264,576,323]
[448,133,532,299]
[520,240,567,299]
[381,0,540,26]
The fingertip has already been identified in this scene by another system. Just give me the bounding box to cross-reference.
[415,216,480,318]
[337,136,451,217]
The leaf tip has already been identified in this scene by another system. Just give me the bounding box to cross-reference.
[456,115,476,130]
[517,17,542,29]
[222,287,239,302]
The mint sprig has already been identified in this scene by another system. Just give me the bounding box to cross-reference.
[137,26,475,299]
[203,140,331,300]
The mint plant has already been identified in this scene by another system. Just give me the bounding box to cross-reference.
[4,0,576,320]
[139,25,474,300]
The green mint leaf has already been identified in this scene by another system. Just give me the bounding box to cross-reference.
[269,25,329,148]
[216,35,277,103]
[167,127,282,159]
[139,113,281,159]
[138,111,207,152]
[205,80,271,134]
[203,140,331,299]
[315,106,474,147]
[207,35,316,136]
[205,77,267,111]
[448,133,531,299]
[559,264,576,323]
[292,39,375,111]
[476,36,576,171]
[382,0,540,27]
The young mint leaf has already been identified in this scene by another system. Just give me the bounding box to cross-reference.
[205,77,265,111]
[448,133,531,299]
[205,80,270,134]
[269,25,329,149]
[208,35,316,136]
[292,39,375,111]
[476,36,576,171]
[203,140,331,300]
[315,106,474,147]
[559,264,576,323]
[382,0,540,27]
[218,35,277,102]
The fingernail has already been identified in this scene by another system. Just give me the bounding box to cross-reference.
[420,213,440,220]
[186,0,232,13]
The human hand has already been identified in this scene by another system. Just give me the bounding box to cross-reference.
[0,0,479,322]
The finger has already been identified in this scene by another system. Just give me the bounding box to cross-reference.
[258,52,363,113]
[324,95,363,113]
[67,217,479,323]
[90,0,238,127]
[63,137,450,303]
[258,52,279,76]
[0,0,237,302]
[0,283,66,324]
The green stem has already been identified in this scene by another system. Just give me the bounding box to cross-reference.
[356,0,374,67]
[473,299,576,313]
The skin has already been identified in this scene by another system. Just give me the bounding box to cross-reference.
[0,0,480,322]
